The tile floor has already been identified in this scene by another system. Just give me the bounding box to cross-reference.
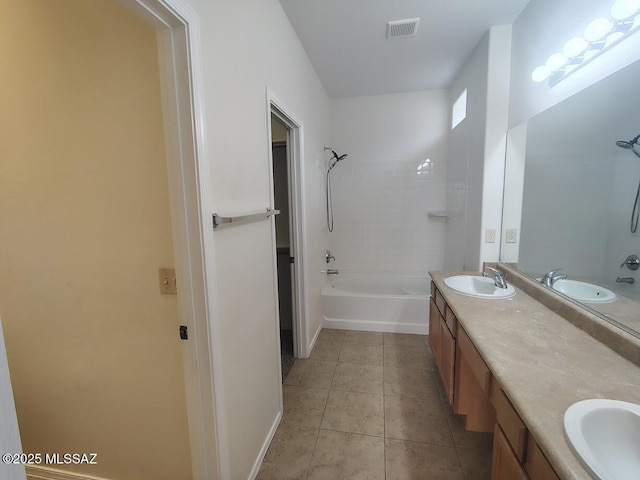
[257,329,493,480]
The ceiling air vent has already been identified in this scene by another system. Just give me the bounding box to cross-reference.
[387,18,420,39]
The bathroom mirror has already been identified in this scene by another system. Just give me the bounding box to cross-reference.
[501,57,640,338]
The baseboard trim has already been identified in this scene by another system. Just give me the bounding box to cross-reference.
[25,465,110,480]
[308,324,322,355]
[323,317,428,335]
[248,410,282,480]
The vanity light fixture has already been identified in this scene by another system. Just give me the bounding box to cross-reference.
[532,0,640,85]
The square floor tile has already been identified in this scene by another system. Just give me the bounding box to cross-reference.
[384,366,440,400]
[339,342,384,366]
[332,362,383,395]
[321,390,384,436]
[282,385,329,428]
[384,344,430,369]
[385,438,464,480]
[383,332,426,347]
[385,395,454,445]
[307,429,385,480]
[343,330,383,345]
[317,328,345,345]
[309,337,342,362]
[284,360,336,389]
[457,445,493,480]
[256,423,318,480]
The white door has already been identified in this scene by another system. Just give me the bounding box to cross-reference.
[0,318,25,480]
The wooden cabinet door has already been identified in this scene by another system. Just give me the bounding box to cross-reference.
[439,316,455,405]
[428,298,441,364]
[525,438,560,480]
[491,424,528,480]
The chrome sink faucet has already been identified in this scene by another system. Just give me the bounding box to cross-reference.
[540,269,567,287]
[482,266,508,289]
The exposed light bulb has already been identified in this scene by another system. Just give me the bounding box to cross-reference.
[584,17,614,41]
[531,1,639,85]
[610,0,640,20]
[532,65,551,82]
[546,52,568,70]
[562,37,589,57]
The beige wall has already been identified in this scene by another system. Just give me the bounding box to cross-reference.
[0,1,192,479]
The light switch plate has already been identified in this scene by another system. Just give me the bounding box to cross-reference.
[505,228,517,244]
[159,268,177,295]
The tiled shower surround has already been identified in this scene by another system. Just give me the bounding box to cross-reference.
[329,91,449,275]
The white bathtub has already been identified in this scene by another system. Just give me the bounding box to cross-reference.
[322,275,429,334]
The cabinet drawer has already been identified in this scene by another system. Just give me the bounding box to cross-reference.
[491,382,527,461]
[434,288,446,315]
[445,305,457,337]
[430,281,436,297]
[457,327,491,394]
[525,438,560,480]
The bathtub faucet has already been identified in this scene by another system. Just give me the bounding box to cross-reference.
[327,269,339,275]
[325,250,335,264]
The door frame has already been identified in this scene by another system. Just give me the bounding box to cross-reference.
[122,1,226,478]
[266,89,308,362]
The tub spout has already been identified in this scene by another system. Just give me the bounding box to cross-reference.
[327,269,339,275]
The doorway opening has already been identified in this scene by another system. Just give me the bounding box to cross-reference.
[268,95,308,381]
[271,114,295,380]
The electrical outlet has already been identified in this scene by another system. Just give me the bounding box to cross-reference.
[159,268,177,295]
[485,229,496,243]
[505,228,517,244]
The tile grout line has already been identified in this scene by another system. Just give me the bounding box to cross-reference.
[304,332,343,479]
[383,339,387,480]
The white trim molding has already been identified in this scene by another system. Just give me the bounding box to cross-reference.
[121,1,226,479]
[25,465,109,480]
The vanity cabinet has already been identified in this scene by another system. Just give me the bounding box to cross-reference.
[454,325,495,432]
[429,280,560,480]
[429,288,455,404]
[430,283,494,429]
[490,379,560,480]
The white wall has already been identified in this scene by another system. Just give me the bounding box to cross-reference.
[329,91,449,274]
[182,0,330,478]
[509,0,640,128]
[445,26,511,271]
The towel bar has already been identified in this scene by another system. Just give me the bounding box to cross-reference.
[212,208,280,229]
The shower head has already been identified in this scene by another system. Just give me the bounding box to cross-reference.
[616,134,640,149]
[324,146,348,170]
[616,134,640,159]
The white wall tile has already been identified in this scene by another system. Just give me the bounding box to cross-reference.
[329,91,449,275]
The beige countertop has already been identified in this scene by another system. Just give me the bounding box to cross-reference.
[429,271,640,480]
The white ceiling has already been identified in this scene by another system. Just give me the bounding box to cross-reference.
[279,0,530,98]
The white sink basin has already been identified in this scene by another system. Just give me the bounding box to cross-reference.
[564,399,640,480]
[444,275,515,299]
[552,279,616,303]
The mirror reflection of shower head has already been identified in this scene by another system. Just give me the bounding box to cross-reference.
[616,134,640,159]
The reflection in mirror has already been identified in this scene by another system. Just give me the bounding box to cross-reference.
[501,57,640,338]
